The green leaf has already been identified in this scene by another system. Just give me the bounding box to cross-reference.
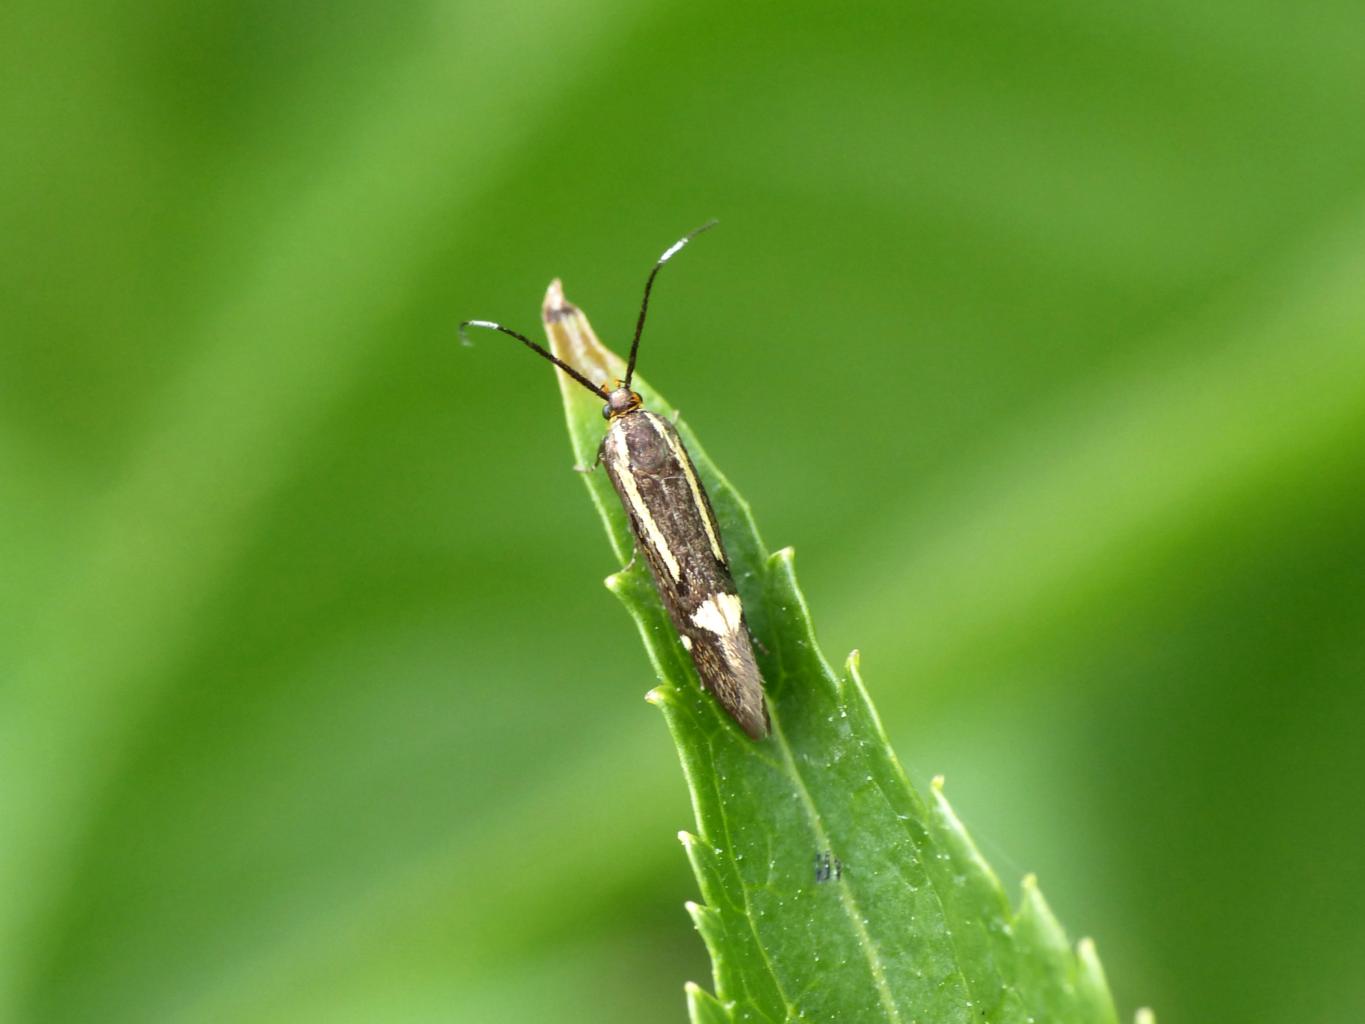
[544,285,1132,1023]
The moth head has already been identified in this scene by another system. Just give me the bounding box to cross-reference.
[602,384,643,420]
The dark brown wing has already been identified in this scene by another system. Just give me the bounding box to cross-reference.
[599,411,769,738]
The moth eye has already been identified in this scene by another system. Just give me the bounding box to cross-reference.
[601,403,612,420]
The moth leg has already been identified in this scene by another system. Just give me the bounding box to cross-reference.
[621,544,640,572]
[574,446,609,474]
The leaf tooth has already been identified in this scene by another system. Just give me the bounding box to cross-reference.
[1015,874,1071,960]
[1010,877,1122,1022]
[1010,874,1074,1005]
[1134,1008,1157,1024]
[764,548,802,609]
[685,899,721,934]
[645,684,677,711]
[1075,937,1121,1024]
[603,565,651,609]
[928,773,1008,895]
[843,645,901,755]
[684,899,730,966]
[685,981,734,1024]
[763,547,837,686]
[679,830,726,903]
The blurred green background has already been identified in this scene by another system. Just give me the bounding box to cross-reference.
[3,1,1364,1021]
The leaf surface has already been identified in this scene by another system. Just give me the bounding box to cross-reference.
[544,286,1130,1024]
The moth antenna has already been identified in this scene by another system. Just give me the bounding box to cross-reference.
[459,319,609,399]
[624,219,718,388]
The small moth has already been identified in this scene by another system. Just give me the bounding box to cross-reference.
[461,223,770,739]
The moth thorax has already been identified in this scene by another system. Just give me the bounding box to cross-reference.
[603,385,643,419]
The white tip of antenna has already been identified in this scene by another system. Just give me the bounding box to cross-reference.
[659,238,688,263]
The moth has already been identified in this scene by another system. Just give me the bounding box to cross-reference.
[461,223,770,739]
